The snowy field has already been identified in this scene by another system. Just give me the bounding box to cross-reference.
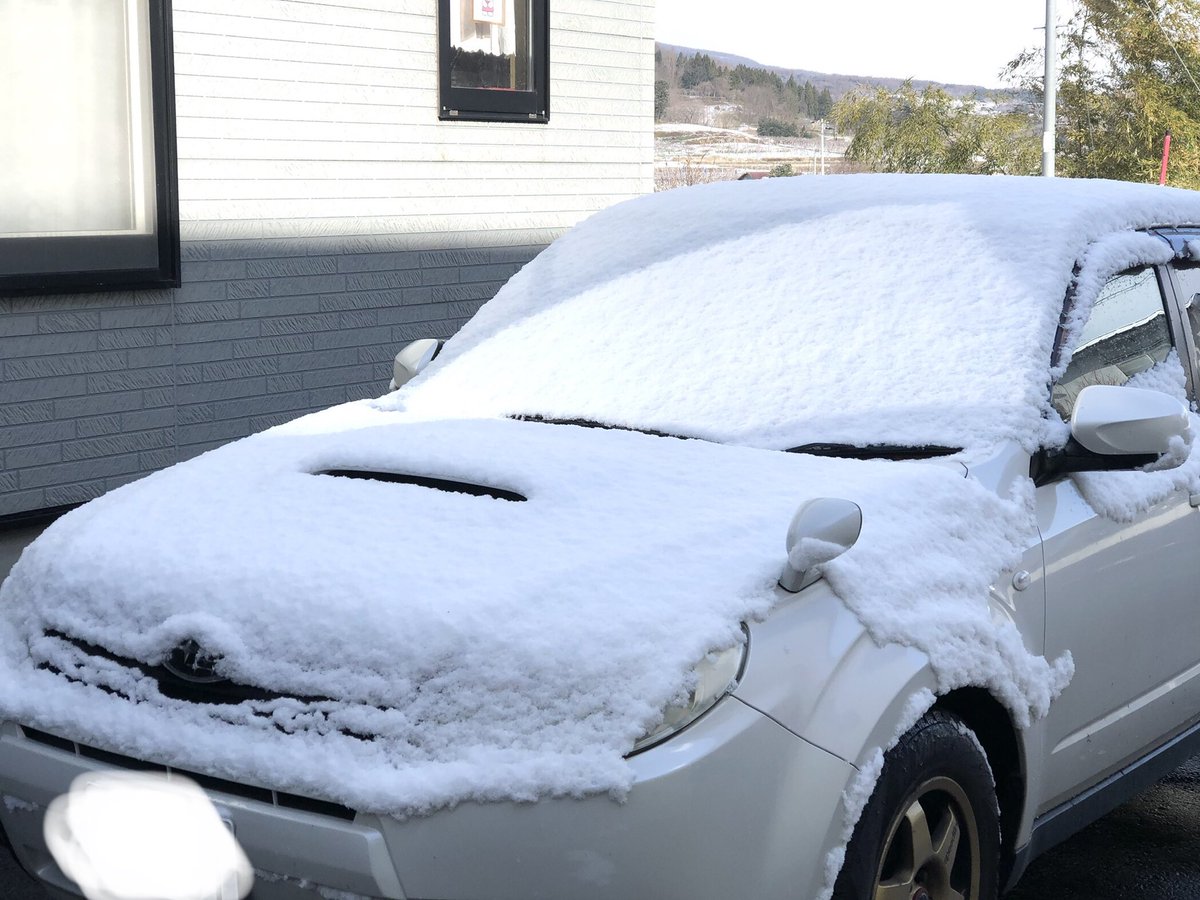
[655,121,852,186]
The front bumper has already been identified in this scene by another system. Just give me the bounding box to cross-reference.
[0,697,854,900]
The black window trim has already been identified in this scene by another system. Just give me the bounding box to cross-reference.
[0,0,180,297]
[437,0,549,124]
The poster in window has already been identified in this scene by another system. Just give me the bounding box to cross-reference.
[473,0,505,25]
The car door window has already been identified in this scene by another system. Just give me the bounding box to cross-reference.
[1052,267,1178,419]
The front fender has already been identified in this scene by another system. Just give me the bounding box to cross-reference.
[734,581,938,766]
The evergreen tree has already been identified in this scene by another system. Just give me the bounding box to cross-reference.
[758,117,800,137]
[654,80,670,122]
[802,82,819,118]
[816,88,834,119]
[680,53,724,89]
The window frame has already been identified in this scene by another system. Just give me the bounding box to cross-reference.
[1156,229,1200,405]
[437,0,550,124]
[0,0,180,297]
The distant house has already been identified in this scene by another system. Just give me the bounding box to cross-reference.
[0,0,654,523]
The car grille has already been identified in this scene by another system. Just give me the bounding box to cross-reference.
[19,725,356,822]
[31,629,376,745]
[41,629,334,707]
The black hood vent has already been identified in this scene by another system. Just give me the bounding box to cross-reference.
[318,469,526,502]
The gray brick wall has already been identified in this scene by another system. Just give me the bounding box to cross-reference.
[0,238,542,517]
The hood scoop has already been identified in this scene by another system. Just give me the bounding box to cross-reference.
[318,469,527,502]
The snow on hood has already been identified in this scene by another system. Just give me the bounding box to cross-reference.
[0,404,1061,814]
[389,175,1200,453]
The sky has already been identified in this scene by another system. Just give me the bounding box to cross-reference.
[656,1,1078,89]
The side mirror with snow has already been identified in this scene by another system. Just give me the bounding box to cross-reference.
[1071,384,1190,457]
[778,497,862,593]
[1034,384,1192,486]
[389,339,443,391]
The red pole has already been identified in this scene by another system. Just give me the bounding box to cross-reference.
[1159,130,1172,185]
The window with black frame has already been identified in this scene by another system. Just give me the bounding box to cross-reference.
[1052,267,1179,420]
[0,0,179,295]
[438,0,548,123]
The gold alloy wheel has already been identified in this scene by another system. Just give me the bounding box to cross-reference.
[872,776,982,900]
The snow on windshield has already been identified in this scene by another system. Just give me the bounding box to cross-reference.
[391,175,1200,453]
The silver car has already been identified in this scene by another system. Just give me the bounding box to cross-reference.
[3,175,1200,900]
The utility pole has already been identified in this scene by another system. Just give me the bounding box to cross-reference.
[820,121,826,175]
[1043,0,1057,177]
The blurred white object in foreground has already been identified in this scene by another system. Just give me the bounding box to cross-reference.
[43,772,252,900]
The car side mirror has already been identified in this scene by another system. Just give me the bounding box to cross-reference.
[1032,385,1192,486]
[778,497,862,593]
[1071,384,1190,457]
[389,339,443,391]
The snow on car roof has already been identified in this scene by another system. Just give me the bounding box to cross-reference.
[394,174,1200,453]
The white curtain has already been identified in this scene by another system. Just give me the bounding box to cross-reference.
[0,0,155,236]
[450,0,518,59]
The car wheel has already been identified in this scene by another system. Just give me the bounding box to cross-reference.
[832,709,1000,900]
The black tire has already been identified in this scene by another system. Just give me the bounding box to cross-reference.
[832,709,1001,900]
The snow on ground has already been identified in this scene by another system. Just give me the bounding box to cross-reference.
[654,119,849,181]
[654,123,747,135]
[3,175,1200,817]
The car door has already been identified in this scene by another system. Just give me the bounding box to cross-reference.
[1036,264,1200,813]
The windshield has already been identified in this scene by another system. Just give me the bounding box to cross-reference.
[388,177,1200,453]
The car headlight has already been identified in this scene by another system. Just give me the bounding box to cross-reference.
[629,637,747,755]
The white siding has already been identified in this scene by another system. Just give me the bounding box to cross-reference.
[172,0,655,244]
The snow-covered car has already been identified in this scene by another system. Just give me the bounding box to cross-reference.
[4,175,1200,900]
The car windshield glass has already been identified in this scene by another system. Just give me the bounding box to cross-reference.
[393,178,1200,453]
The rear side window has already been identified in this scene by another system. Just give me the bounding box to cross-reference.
[1053,267,1178,420]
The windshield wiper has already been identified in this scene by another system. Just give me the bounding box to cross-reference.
[786,443,959,461]
[511,414,692,441]
[514,418,958,460]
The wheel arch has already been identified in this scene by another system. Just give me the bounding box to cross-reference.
[933,687,1027,887]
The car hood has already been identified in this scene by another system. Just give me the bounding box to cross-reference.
[0,403,1064,814]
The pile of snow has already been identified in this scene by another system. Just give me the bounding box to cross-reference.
[2,175,1200,818]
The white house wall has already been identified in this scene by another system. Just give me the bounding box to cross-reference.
[0,0,654,518]
[172,0,653,241]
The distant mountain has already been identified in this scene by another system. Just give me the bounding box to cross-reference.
[657,43,1005,100]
